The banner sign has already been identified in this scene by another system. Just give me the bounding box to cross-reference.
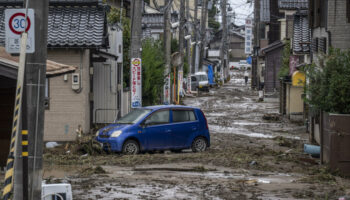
[163,74,170,104]
[131,58,142,108]
[245,18,253,55]
[187,74,191,94]
[178,70,183,98]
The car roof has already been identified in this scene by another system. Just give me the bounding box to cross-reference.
[143,105,199,111]
[193,71,207,76]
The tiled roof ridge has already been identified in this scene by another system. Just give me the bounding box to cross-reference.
[0,0,103,6]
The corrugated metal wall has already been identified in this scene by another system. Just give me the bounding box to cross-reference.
[93,63,119,123]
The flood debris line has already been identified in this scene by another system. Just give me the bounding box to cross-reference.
[262,113,281,121]
[42,71,350,199]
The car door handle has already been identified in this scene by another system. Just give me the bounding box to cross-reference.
[165,129,172,133]
[192,126,197,131]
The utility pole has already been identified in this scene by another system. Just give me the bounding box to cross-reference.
[185,0,192,93]
[220,0,227,83]
[163,0,172,104]
[22,0,48,199]
[178,0,185,101]
[253,0,260,88]
[191,0,198,74]
[198,0,208,72]
[130,0,143,107]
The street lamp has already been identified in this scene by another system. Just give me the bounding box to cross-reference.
[184,35,191,40]
[171,22,179,29]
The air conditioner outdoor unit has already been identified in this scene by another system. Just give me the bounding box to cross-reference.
[42,182,72,200]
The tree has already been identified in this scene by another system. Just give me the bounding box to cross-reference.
[208,0,220,33]
[305,49,350,114]
[142,39,165,105]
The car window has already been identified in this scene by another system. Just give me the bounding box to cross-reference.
[191,76,197,81]
[144,110,169,125]
[199,75,207,81]
[117,109,151,124]
[172,110,197,123]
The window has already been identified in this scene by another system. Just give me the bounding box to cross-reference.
[172,110,196,123]
[191,76,197,81]
[145,110,169,125]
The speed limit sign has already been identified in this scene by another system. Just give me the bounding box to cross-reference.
[5,9,35,53]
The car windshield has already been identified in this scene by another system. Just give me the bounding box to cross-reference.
[199,75,207,81]
[116,109,151,124]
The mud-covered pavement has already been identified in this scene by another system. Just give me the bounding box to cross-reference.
[42,71,350,199]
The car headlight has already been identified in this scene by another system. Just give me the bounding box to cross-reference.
[95,130,100,137]
[110,130,122,138]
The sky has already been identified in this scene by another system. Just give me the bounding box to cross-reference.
[228,0,254,25]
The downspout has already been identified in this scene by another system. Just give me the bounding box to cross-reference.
[74,49,84,93]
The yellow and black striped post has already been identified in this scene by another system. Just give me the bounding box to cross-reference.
[22,130,28,200]
[3,33,28,200]
[3,86,21,200]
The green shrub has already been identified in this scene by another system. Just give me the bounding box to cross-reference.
[305,49,350,114]
[278,40,291,78]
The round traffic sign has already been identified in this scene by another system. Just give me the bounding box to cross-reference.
[132,58,141,67]
[8,13,31,35]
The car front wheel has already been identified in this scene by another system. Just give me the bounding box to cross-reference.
[122,140,139,155]
[191,137,207,152]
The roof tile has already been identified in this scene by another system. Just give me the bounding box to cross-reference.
[0,6,107,48]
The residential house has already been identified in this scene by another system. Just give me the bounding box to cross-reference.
[209,29,246,62]
[0,0,124,142]
[277,0,310,121]
[142,6,179,40]
[252,0,283,90]
[0,47,76,166]
[307,0,350,145]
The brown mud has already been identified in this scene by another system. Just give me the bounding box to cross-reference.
[40,70,350,199]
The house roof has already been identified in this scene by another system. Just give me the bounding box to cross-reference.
[259,41,284,55]
[278,0,308,10]
[0,47,76,78]
[293,11,311,54]
[0,0,102,6]
[0,3,108,48]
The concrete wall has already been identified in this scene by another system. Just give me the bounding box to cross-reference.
[44,49,90,141]
[327,0,350,50]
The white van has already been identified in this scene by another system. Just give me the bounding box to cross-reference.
[191,72,209,92]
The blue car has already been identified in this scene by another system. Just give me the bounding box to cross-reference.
[95,105,210,154]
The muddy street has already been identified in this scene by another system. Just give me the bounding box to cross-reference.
[42,71,350,199]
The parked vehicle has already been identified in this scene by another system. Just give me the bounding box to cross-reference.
[95,105,210,154]
[229,62,239,70]
[238,60,251,70]
[191,72,209,92]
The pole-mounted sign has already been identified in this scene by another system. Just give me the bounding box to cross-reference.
[131,58,142,108]
[5,9,35,53]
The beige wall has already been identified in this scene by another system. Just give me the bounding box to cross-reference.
[286,84,304,114]
[44,49,90,141]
